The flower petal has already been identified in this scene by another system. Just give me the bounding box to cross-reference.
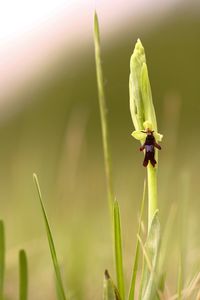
[131,130,146,140]
[154,132,163,142]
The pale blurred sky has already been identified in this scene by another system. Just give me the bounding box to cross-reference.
[0,0,182,112]
[0,0,181,41]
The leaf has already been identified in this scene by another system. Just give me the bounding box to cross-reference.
[103,270,121,300]
[113,201,125,300]
[0,220,5,300]
[128,180,146,300]
[139,211,161,300]
[93,11,114,213]
[33,173,67,300]
[19,249,28,300]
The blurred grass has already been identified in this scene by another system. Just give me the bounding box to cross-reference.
[128,180,146,300]
[33,174,67,300]
[113,201,125,300]
[19,249,28,300]
[0,5,200,299]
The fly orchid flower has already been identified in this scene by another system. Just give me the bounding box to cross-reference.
[132,121,163,168]
[131,121,163,144]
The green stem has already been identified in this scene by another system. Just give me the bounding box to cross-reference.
[94,13,125,299]
[93,12,114,212]
[147,164,158,232]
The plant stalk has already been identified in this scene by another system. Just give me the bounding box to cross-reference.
[94,13,125,300]
[147,164,158,232]
[93,12,114,212]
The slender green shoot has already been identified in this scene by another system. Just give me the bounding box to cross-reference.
[128,180,146,300]
[94,11,124,298]
[19,249,28,300]
[93,11,114,212]
[113,201,125,300]
[103,270,121,300]
[33,173,67,300]
[0,220,5,300]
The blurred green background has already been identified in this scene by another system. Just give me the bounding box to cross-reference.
[1,1,200,299]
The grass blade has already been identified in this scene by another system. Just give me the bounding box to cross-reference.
[0,220,5,300]
[33,173,67,300]
[19,249,28,300]
[137,234,162,300]
[139,211,161,300]
[113,201,125,300]
[93,11,114,211]
[103,270,121,300]
[128,180,146,300]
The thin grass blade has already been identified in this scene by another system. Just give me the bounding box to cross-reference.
[19,249,28,300]
[93,12,114,212]
[103,270,121,300]
[33,173,67,300]
[113,201,125,300]
[128,180,146,300]
[0,220,5,300]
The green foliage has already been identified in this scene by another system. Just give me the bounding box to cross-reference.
[128,180,146,300]
[94,13,164,300]
[94,12,125,299]
[139,211,160,300]
[19,249,28,300]
[93,11,114,211]
[103,270,121,300]
[33,174,67,300]
[113,201,125,300]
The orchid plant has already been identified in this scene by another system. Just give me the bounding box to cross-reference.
[129,39,163,230]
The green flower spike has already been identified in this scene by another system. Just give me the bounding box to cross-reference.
[129,39,163,230]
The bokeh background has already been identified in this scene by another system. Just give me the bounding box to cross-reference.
[1,0,200,299]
